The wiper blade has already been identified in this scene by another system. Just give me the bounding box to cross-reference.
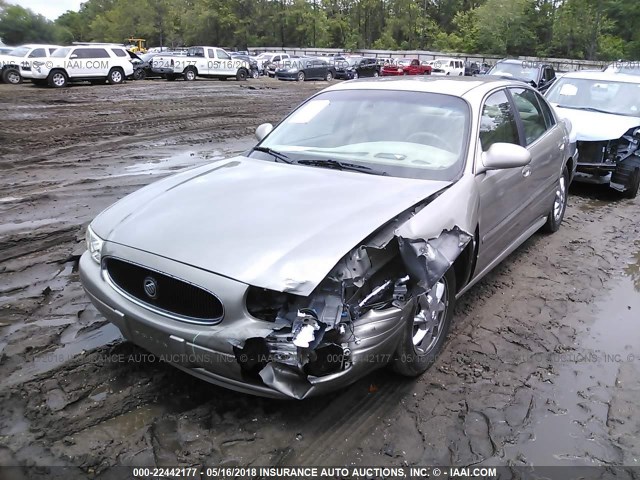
[295,158,386,175]
[556,105,619,115]
[253,146,292,163]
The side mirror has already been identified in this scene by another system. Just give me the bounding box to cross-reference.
[479,143,531,173]
[255,123,273,141]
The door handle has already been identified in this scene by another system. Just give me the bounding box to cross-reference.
[522,165,532,178]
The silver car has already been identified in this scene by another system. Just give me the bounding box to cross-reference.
[80,77,575,399]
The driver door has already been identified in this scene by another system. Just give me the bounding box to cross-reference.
[474,89,531,274]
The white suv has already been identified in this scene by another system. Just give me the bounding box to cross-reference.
[0,44,61,84]
[431,57,465,76]
[26,45,134,87]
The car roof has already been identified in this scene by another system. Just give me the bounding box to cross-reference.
[323,76,518,97]
[558,70,640,83]
[20,44,61,48]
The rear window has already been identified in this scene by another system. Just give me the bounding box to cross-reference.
[111,48,127,57]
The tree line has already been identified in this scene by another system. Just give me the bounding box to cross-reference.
[0,0,638,61]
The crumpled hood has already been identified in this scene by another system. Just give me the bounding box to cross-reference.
[551,105,640,141]
[92,156,450,296]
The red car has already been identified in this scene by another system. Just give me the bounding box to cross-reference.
[381,59,431,76]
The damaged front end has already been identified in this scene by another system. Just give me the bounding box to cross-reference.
[233,201,473,399]
[577,127,640,193]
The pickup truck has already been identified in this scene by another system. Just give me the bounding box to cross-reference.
[381,59,431,76]
[151,46,251,81]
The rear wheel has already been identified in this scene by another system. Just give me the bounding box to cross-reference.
[297,71,305,82]
[48,70,68,88]
[611,157,640,199]
[2,68,21,84]
[393,268,455,377]
[107,68,124,85]
[543,165,569,233]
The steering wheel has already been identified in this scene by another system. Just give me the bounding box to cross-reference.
[406,131,455,151]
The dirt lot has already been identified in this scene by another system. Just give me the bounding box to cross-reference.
[0,77,639,477]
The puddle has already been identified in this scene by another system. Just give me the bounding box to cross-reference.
[624,242,640,292]
[504,274,640,465]
[5,322,122,386]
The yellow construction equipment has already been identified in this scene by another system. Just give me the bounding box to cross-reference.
[127,38,147,53]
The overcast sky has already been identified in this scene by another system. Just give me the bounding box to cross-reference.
[8,0,84,20]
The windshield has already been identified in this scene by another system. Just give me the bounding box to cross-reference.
[546,77,640,117]
[604,65,640,76]
[51,47,71,58]
[255,89,470,181]
[9,47,30,57]
[489,62,537,82]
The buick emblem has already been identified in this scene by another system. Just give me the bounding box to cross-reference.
[143,276,158,299]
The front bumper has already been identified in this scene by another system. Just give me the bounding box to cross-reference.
[79,244,410,399]
[275,72,298,81]
[334,71,355,79]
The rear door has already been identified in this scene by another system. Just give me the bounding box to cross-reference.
[474,88,531,273]
[509,87,564,221]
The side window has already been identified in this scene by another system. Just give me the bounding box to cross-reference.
[111,48,126,57]
[48,48,58,55]
[29,48,45,58]
[535,91,557,128]
[509,87,548,145]
[544,67,555,82]
[479,90,520,151]
[273,55,280,62]
[77,48,109,58]
[208,49,215,58]
[217,49,230,60]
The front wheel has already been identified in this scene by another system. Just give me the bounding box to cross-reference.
[297,71,305,82]
[352,71,359,79]
[611,157,640,199]
[183,68,196,81]
[48,70,68,88]
[2,68,22,84]
[373,71,379,77]
[325,71,333,81]
[252,69,259,79]
[133,69,146,80]
[236,69,248,81]
[543,165,569,233]
[393,268,455,377]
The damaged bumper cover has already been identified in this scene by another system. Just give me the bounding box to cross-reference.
[81,192,474,399]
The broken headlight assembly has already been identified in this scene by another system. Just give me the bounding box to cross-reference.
[85,225,104,264]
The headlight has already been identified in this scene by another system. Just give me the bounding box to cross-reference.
[85,225,104,264]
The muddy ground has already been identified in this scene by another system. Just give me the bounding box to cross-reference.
[0,77,639,478]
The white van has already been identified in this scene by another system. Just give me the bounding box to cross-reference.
[431,57,465,76]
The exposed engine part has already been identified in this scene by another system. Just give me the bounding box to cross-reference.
[292,309,326,348]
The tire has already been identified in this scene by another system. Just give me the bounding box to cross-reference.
[48,70,68,88]
[297,71,305,82]
[373,71,379,77]
[2,68,22,84]
[325,71,333,81]
[611,157,640,199]
[236,69,248,81]
[107,68,124,85]
[133,69,146,80]
[543,165,569,233]
[252,69,259,79]
[352,71,359,79]
[393,268,456,377]
[183,67,197,81]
